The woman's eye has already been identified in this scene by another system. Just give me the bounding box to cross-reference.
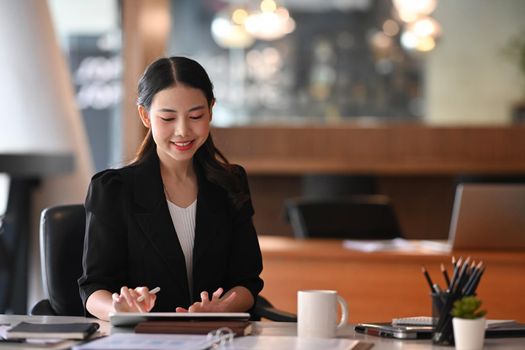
[160,117,174,121]
[190,115,204,120]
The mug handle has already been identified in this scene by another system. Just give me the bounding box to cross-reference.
[336,295,349,329]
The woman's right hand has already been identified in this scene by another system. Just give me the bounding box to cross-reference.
[112,286,157,313]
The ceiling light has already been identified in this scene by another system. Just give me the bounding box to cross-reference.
[211,7,255,49]
[244,1,295,41]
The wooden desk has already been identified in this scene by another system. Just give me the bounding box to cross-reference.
[259,236,525,323]
[1,315,524,349]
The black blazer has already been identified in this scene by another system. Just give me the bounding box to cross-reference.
[78,150,263,313]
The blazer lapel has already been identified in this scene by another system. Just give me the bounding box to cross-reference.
[132,152,189,287]
[193,165,221,263]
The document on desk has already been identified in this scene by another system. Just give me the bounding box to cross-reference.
[342,238,451,253]
[231,335,365,350]
[72,333,217,350]
[73,333,367,350]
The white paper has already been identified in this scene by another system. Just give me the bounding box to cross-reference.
[72,333,361,350]
[230,335,360,350]
[342,238,451,253]
[73,333,215,350]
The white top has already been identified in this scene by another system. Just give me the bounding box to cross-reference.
[167,199,197,295]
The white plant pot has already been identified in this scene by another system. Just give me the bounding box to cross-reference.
[452,317,486,350]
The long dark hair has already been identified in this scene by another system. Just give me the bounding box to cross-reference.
[133,56,247,208]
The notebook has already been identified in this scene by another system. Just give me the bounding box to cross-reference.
[448,183,525,250]
[5,322,99,340]
[392,316,518,329]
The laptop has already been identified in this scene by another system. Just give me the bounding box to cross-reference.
[448,183,525,250]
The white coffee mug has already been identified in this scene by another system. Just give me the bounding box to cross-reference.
[297,290,349,338]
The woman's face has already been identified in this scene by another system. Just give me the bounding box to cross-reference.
[139,84,212,165]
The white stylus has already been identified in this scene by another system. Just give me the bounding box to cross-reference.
[137,286,161,302]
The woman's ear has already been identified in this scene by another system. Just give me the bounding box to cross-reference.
[138,105,151,128]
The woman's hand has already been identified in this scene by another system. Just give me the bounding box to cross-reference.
[112,286,157,313]
[176,287,237,313]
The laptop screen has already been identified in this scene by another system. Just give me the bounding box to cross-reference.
[448,183,525,250]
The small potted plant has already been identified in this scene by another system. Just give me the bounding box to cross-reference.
[451,296,487,350]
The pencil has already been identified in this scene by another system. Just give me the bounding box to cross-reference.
[421,266,435,293]
[137,287,161,302]
[452,256,471,293]
[448,256,462,290]
[463,261,483,295]
[440,263,451,286]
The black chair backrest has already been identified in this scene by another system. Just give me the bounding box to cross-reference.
[285,195,402,239]
[40,204,85,316]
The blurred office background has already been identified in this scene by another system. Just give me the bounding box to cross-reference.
[1,0,524,313]
[44,0,525,172]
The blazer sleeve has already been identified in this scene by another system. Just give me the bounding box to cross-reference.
[226,165,264,299]
[78,170,129,310]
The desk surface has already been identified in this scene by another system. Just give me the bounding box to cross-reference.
[258,236,525,322]
[1,314,524,349]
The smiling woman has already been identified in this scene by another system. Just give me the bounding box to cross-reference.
[78,56,264,321]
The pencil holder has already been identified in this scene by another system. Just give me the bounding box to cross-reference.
[431,291,457,346]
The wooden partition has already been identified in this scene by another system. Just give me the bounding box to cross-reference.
[213,124,525,238]
[213,124,525,175]
[259,236,525,323]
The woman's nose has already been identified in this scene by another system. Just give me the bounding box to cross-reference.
[174,119,188,137]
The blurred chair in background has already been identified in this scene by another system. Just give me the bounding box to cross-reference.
[301,175,377,197]
[284,195,403,239]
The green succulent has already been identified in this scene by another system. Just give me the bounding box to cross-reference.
[451,296,487,319]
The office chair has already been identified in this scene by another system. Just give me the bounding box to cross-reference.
[31,204,296,322]
[31,204,85,316]
[284,195,403,239]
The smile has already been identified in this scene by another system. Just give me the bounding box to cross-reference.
[171,140,194,151]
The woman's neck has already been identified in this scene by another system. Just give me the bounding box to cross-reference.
[160,161,194,183]
[159,157,198,207]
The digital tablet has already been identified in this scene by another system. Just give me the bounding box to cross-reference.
[109,312,251,327]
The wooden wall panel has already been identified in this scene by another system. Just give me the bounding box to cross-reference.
[213,124,525,238]
[213,124,525,174]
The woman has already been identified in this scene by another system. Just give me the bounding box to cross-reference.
[78,57,263,321]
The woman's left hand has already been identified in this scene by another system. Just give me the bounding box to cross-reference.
[176,287,237,313]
